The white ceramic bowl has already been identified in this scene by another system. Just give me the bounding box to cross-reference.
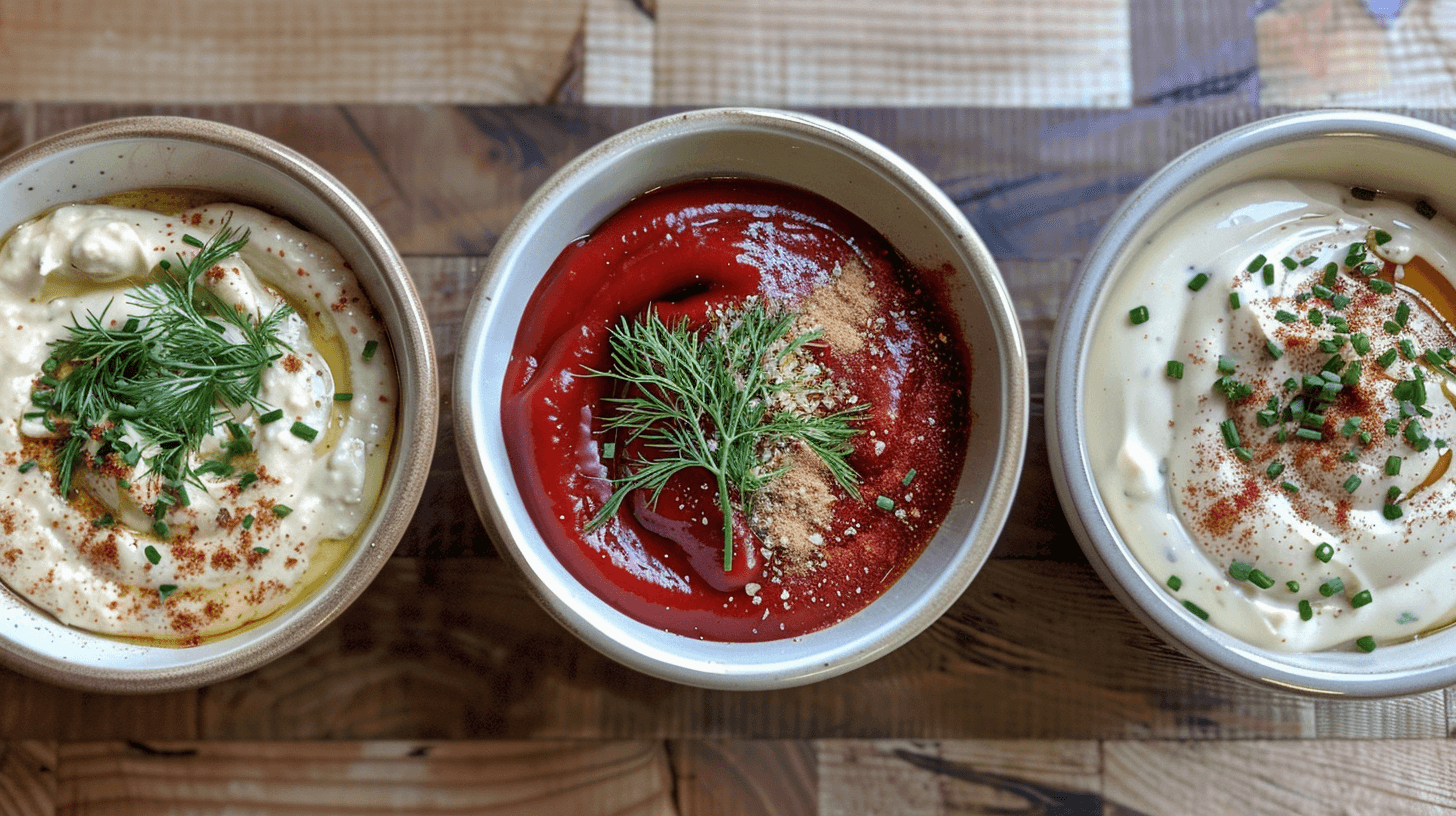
[1049,110,1456,697]
[455,108,1028,689]
[0,117,437,692]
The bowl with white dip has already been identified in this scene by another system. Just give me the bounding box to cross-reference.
[1050,110,1456,697]
[0,117,436,692]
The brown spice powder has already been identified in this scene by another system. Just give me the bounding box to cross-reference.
[753,441,838,574]
[796,259,876,353]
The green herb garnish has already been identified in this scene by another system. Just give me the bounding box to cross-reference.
[583,303,868,571]
[32,216,290,500]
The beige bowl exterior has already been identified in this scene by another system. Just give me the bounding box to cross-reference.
[0,117,437,692]
[455,108,1028,690]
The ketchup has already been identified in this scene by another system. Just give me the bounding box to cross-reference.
[503,179,970,641]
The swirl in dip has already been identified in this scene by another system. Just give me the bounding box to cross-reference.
[0,196,396,645]
[503,179,972,641]
[1087,178,1456,653]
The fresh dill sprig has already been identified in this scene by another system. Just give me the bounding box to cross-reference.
[32,214,293,502]
[583,301,868,571]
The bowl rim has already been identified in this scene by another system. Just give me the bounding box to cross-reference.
[1048,109,1456,698]
[0,115,438,692]
[454,106,1028,689]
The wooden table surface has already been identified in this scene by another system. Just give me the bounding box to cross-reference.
[3,1,1456,814]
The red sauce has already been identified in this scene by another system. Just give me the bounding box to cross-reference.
[502,179,971,641]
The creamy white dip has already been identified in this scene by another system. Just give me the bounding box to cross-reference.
[1087,179,1456,653]
[0,202,395,643]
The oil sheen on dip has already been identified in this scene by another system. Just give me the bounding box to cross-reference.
[502,179,971,641]
[0,198,396,645]
[1086,178,1456,653]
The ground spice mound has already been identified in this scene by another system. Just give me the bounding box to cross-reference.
[751,441,837,574]
[795,259,876,353]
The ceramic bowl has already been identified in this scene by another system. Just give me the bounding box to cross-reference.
[0,116,437,692]
[1049,110,1456,697]
[455,107,1028,689]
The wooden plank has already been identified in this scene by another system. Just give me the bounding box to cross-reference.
[1104,740,1456,815]
[0,742,55,816]
[650,0,1132,107]
[671,741,816,816]
[55,741,674,815]
[1127,0,1258,105]
[817,740,1102,816]
[0,0,586,104]
[0,673,196,741]
[1256,0,1456,108]
[184,558,1448,741]
[584,0,657,105]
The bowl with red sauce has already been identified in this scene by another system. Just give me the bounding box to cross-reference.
[456,108,1027,689]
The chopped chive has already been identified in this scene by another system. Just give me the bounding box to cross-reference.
[290,421,319,442]
[1301,256,1318,267]
[1184,600,1209,620]
[333,392,353,402]
[1220,419,1241,449]
[1308,308,1324,326]
[153,520,169,539]
[362,340,379,360]
[1356,635,1377,652]
[226,436,253,456]
[17,460,36,473]
[1246,254,1267,273]
[1386,485,1402,503]
[1401,338,1416,359]
[1266,460,1286,479]
[1281,480,1299,492]
[1342,475,1361,494]
[1229,292,1241,310]
[1296,427,1323,442]
[158,584,178,600]
[1312,283,1334,299]
[1374,229,1392,245]
[1263,264,1275,285]
[1369,278,1394,294]
[1217,355,1236,373]
[273,504,293,518]
[253,546,269,554]
[1396,301,1411,327]
[601,441,616,459]
[1265,340,1283,360]
[1299,599,1313,621]
[1323,263,1339,287]
[182,234,205,248]
[1386,455,1402,475]
[144,545,161,565]
[1351,333,1370,356]
[1234,446,1253,462]
[1188,272,1210,291]
[902,469,917,486]
[1340,418,1361,437]
[1359,431,1372,445]
[1281,256,1298,270]
[1285,580,1300,593]
[1341,451,1358,463]
[242,514,255,530]
[1249,569,1275,590]
[1416,200,1437,219]
[1384,319,1401,335]
[238,471,259,490]
[259,408,285,424]
[1384,503,1404,520]
[1167,575,1182,591]
[93,514,113,528]
[1319,577,1345,597]
[1166,360,1185,379]
[1315,543,1335,563]
[1351,589,1373,608]
[1129,305,1150,325]
[1377,348,1398,368]
[1274,309,1298,324]
[875,495,895,511]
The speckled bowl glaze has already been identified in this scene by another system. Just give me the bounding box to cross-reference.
[455,107,1028,690]
[0,116,437,692]
[1049,110,1456,697]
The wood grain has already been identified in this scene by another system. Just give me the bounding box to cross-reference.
[672,741,816,816]
[0,0,586,104]
[1256,0,1456,108]
[0,742,55,816]
[54,741,674,816]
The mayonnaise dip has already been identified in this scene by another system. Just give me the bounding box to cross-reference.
[1087,179,1456,652]
[0,201,395,644]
